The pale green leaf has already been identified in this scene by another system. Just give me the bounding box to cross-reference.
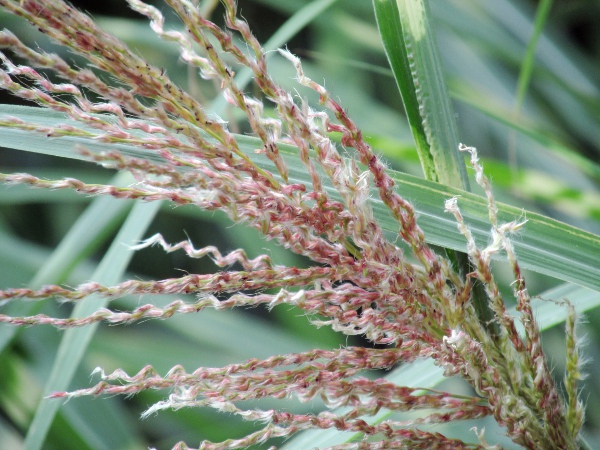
[23,200,160,450]
[373,0,468,190]
[0,105,598,294]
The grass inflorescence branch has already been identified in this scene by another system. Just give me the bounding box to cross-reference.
[0,0,586,449]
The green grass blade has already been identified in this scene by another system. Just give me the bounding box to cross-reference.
[372,0,433,179]
[0,106,598,293]
[451,87,600,182]
[373,0,468,190]
[375,175,600,292]
[23,200,160,450]
[515,0,554,110]
[509,0,554,170]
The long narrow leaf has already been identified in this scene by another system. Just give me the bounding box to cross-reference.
[514,0,554,110]
[0,105,598,293]
[373,0,468,190]
[23,200,160,450]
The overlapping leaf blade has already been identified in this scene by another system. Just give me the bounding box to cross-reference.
[1,105,598,293]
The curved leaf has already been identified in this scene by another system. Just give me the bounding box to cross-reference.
[23,200,160,450]
[0,105,598,294]
[373,0,468,190]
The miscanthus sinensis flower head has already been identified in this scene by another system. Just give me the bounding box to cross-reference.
[0,0,585,449]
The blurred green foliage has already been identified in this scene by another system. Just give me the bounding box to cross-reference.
[0,0,599,448]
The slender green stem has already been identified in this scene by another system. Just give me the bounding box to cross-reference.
[509,0,554,173]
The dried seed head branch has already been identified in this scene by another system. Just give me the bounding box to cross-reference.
[447,144,578,448]
[0,172,198,203]
[0,265,342,302]
[146,0,404,270]
[564,302,585,438]
[0,0,281,188]
[130,0,292,185]
[276,49,461,322]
